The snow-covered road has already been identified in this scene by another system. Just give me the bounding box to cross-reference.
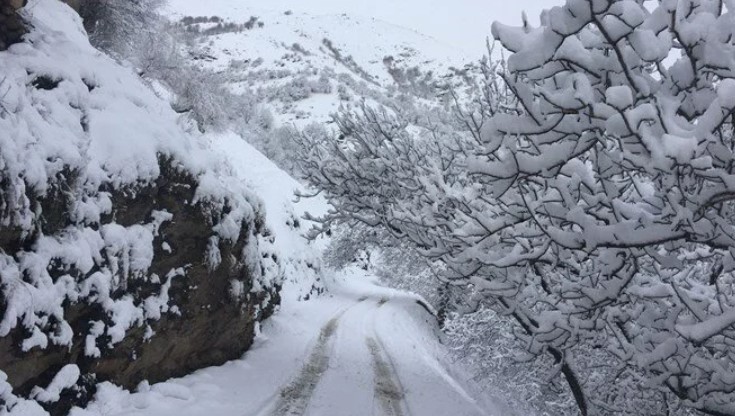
[265,294,488,416]
[77,272,506,416]
[265,296,406,416]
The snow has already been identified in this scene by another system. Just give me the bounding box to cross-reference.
[0,374,47,416]
[677,307,735,343]
[30,365,81,403]
[208,132,329,300]
[72,270,505,416]
[0,0,277,356]
[21,326,48,352]
[163,0,549,57]
[605,85,634,109]
[0,0,527,414]
[164,1,476,127]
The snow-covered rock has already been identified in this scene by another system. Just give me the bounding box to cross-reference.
[0,1,281,412]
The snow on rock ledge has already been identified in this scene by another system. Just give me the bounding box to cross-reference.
[0,1,281,413]
[0,0,26,50]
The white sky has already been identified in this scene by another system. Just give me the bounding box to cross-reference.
[241,0,557,56]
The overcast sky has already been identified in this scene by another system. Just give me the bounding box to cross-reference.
[244,0,557,55]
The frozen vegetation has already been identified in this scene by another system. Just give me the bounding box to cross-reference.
[3,0,735,415]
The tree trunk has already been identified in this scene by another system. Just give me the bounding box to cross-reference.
[499,297,589,416]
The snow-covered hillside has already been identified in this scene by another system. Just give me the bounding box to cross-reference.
[165,1,477,126]
[162,0,550,57]
[165,0,471,73]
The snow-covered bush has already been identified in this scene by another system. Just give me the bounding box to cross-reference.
[444,306,577,416]
[296,0,735,413]
[261,74,333,104]
[78,0,164,58]
[168,68,235,131]
[337,83,351,101]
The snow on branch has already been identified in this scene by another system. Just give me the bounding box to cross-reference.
[296,0,735,413]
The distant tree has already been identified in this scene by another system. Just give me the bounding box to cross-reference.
[296,0,735,414]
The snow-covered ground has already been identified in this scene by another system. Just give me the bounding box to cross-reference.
[74,267,509,416]
[55,128,509,415]
[164,0,477,127]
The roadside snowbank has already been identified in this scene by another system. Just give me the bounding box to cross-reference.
[208,132,330,302]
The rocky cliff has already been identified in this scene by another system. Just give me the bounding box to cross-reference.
[0,2,281,414]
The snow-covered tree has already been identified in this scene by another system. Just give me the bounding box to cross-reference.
[78,0,165,57]
[297,0,735,414]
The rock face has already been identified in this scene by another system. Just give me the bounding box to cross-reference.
[0,0,26,50]
[0,2,282,414]
[0,160,280,414]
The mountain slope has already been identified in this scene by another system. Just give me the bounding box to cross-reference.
[164,2,478,126]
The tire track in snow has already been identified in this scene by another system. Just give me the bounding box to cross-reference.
[269,315,340,415]
[266,298,372,416]
[366,337,406,416]
[372,297,489,416]
[367,298,409,416]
